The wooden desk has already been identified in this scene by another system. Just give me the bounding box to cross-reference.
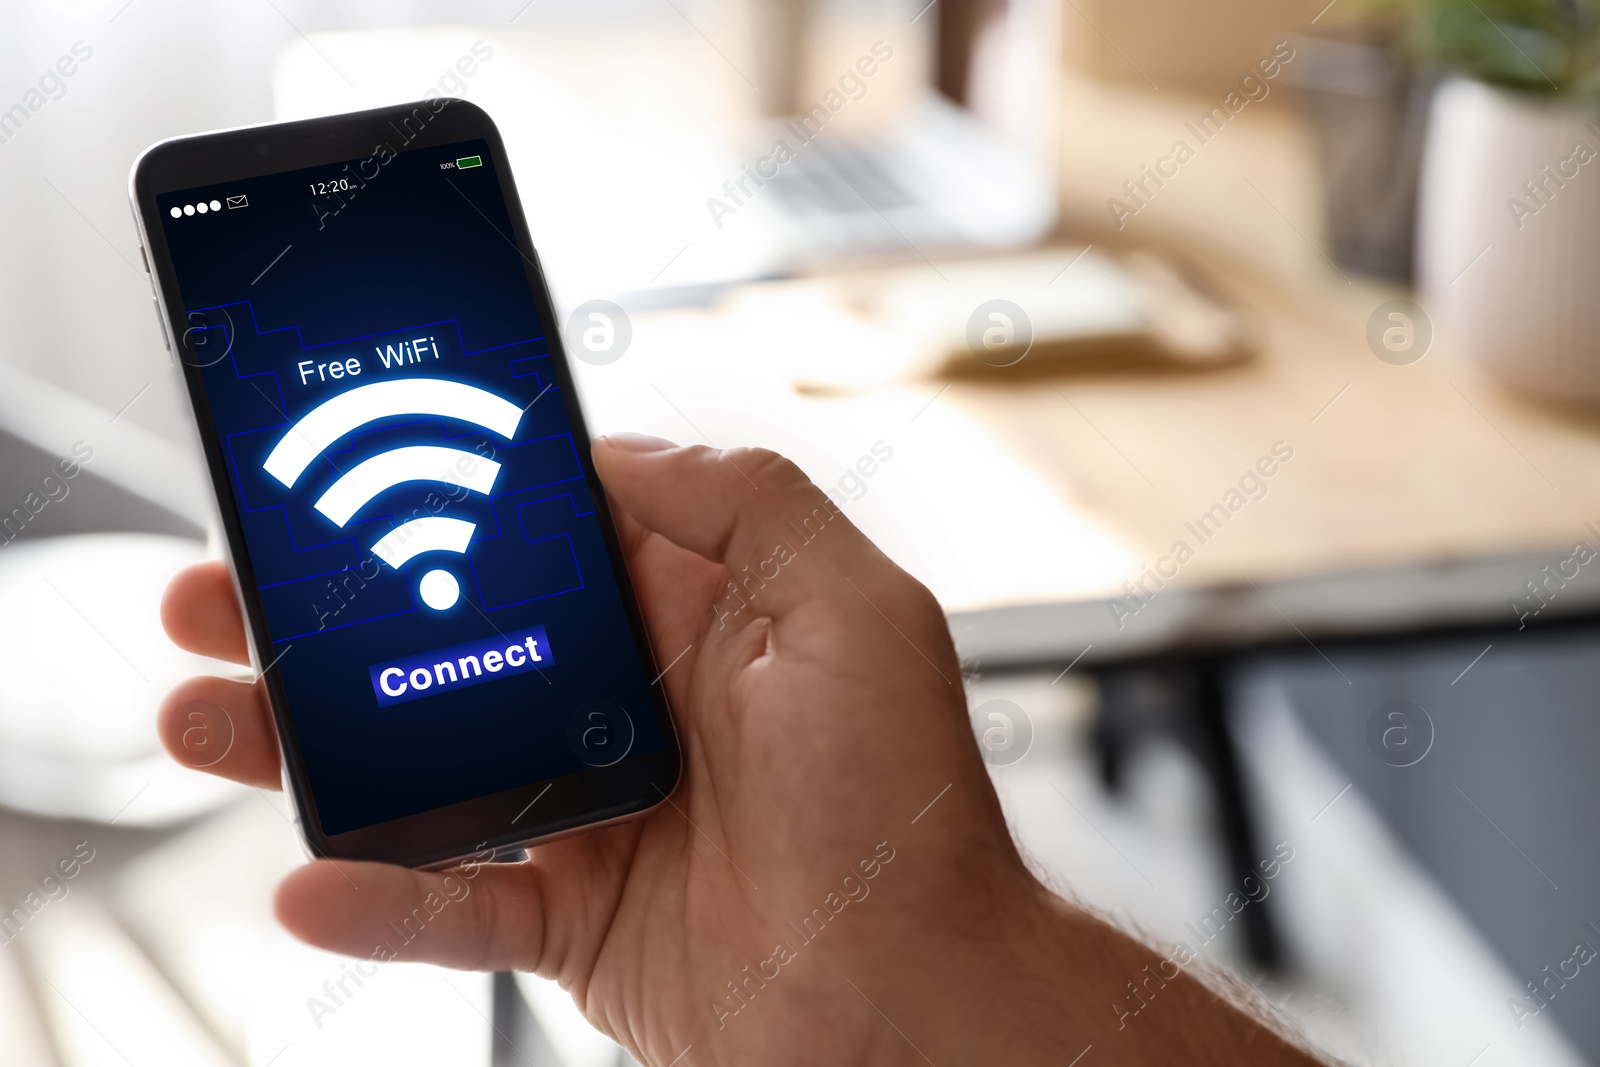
[572,74,1600,667]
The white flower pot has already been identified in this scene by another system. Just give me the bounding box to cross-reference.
[1417,77,1600,404]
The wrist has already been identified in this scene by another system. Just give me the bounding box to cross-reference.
[829,851,1094,1064]
[912,874,1107,1062]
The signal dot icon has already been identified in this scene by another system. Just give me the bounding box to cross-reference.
[418,569,460,610]
[263,378,523,611]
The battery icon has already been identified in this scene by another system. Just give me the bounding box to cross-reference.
[456,155,483,170]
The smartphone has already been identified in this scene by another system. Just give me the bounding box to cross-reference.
[130,100,681,868]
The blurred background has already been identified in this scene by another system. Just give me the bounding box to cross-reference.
[5,0,1600,1063]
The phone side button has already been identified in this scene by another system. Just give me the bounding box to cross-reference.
[151,297,170,351]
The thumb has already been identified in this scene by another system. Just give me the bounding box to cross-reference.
[592,437,874,621]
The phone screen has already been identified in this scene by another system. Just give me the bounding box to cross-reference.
[156,137,663,837]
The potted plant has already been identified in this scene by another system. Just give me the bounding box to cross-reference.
[1407,0,1600,404]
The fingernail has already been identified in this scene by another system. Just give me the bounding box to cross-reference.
[595,432,676,453]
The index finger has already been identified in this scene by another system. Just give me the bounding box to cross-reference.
[161,560,251,665]
[592,439,882,623]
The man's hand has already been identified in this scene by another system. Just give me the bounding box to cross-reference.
[159,435,1325,1066]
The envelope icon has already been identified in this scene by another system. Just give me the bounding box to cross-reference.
[225,194,248,209]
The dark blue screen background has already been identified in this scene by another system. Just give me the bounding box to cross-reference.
[158,138,661,835]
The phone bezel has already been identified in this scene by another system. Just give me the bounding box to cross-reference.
[129,99,681,869]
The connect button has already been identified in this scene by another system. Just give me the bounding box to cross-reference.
[369,625,553,707]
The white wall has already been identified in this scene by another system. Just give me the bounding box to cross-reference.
[0,1,666,457]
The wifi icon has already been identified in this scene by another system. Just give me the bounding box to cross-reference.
[263,378,524,611]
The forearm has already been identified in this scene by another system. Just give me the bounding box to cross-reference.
[880,878,1332,1067]
[1016,890,1324,1065]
